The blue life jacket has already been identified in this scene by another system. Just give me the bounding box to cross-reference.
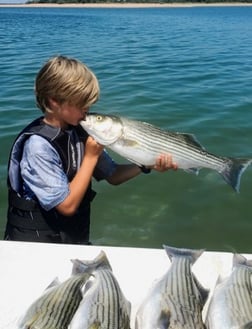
[5,117,96,244]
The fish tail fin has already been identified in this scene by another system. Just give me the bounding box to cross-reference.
[233,253,252,268]
[163,245,204,265]
[220,158,252,193]
[71,250,112,275]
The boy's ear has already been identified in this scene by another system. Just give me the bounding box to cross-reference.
[48,98,60,110]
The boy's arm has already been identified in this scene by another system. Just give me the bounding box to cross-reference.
[56,137,104,216]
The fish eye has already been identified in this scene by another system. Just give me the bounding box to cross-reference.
[96,115,102,121]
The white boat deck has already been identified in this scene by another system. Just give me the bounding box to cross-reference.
[0,240,247,329]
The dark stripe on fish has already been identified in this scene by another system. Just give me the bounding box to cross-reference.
[19,273,90,329]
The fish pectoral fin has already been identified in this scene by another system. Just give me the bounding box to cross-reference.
[157,309,171,329]
[118,138,139,147]
[89,321,101,329]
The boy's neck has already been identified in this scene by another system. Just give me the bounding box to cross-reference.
[43,115,68,129]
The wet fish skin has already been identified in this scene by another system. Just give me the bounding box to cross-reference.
[205,254,252,329]
[18,272,91,329]
[135,245,208,329]
[80,113,252,192]
[69,251,131,329]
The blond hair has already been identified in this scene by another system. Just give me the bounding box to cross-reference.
[35,55,100,113]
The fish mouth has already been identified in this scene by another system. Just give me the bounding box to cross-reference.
[81,113,124,145]
[81,119,91,127]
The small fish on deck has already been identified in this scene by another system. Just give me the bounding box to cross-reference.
[80,113,252,192]
[205,253,252,329]
[69,250,131,329]
[135,245,209,329]
[18,272,91,329]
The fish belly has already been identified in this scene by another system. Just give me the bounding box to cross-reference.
[110,142,156,166]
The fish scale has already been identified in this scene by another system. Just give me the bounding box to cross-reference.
[80,113,252,192]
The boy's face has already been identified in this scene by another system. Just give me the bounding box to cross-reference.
[57,102,89,126]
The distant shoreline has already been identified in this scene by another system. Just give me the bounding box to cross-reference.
[1,2,252,8]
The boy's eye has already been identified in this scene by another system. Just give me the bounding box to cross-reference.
[82,108,88,114]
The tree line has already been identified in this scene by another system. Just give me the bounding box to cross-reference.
[26,0,252,4]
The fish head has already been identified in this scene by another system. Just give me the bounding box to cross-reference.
[80,113,123,145]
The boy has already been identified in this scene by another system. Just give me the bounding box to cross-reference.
[4,55,177,245]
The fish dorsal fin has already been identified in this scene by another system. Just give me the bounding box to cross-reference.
[178,133,205,150]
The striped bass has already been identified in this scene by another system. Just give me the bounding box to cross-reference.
[80,113,252,192]
[205,254,252,329]
[135,245,209,329]
[18,272,91,329]
[69,250,131,329]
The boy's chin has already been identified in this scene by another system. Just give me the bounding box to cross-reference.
[69,121,80,126]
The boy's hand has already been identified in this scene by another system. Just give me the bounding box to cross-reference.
[84,136,104,158]
[153,154,178,172]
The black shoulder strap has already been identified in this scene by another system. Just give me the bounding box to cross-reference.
[75,124,89,143]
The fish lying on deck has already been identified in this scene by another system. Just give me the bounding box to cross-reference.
[80,113,252,192]
[69,250,131,329]
[135,245,209,329]
[18,272,91,329]
[205,253,252,329]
